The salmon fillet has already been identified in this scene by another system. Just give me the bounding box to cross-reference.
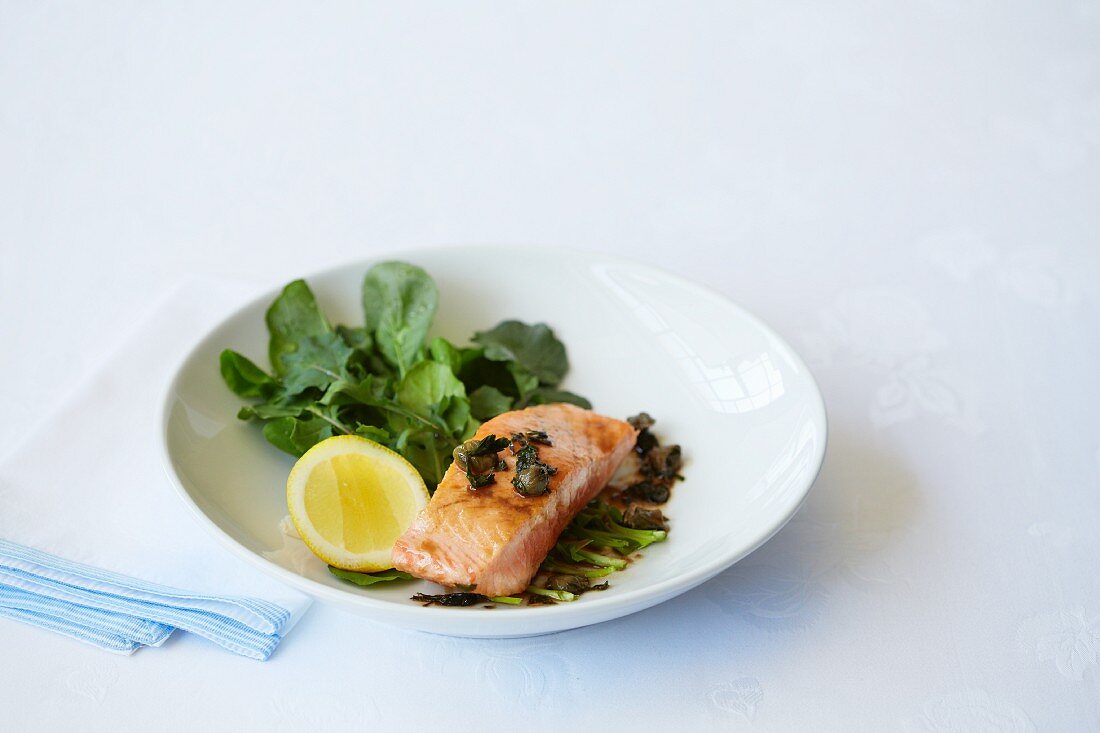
[391,403,637,596]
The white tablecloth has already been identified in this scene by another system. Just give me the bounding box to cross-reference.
[2,3,1097,730]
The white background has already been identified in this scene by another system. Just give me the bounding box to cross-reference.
[2,2,1099,730]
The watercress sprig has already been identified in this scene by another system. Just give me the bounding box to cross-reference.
[220,261,591,492]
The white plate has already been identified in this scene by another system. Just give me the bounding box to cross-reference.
[161,246,827,637]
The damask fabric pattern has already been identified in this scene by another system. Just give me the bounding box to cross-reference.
[2,249,1098,729]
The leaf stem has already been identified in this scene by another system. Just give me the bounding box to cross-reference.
[305,406,352,435]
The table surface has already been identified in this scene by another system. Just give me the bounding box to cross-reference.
[2,3,1098,730]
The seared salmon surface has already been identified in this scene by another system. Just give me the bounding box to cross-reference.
[391,403,637,596]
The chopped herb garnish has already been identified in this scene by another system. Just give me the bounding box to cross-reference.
[512,444,539,469]
[454,434,510,490]
[524,430,553,446]
[410,591,524,606]
[508,431,556,497]
[464,435,512,458]
[466,472,496,489]
[411,592,488,607]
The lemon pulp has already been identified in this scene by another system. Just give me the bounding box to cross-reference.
[287,435,429,571]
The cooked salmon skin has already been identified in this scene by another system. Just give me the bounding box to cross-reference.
[391,403,637,596]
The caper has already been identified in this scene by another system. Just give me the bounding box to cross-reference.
[451,440,474,470]
[512,465,550,496]
[465,453,498,474]
[456,438,481,455]
[454,439,500,475]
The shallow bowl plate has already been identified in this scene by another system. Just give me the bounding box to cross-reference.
[162,246,826,637]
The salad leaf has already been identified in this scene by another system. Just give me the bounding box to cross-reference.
[361,262,438,375]
[220,261,590,491]
[468,385,513,420]
[328,567,413,586]
[336,325,371,351]
[279,332,355,396]
[396,360,466,419]
[265,280,331,377]
[458,355,538,402]
[262,415,335,456]
[507,362,540,400]
[472,320,569,386]
[428,336,464,375]
[520,386,592,410]
[397,360,471,436]
[219,350,278,399]
[398,428,454,489]
[237,402,307,421]
[354,424,392,444]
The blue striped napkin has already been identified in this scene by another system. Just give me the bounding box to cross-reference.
[0,280,311,659]
[0,541,294,659]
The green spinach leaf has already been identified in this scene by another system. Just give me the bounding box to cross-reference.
[472,320,568,386]
[262,415,335,456]
[354,424,392,444]
[428,336,463,375]
[265,280,332,377]
[362,262,438,375]
[279,332,354,396]
[468,385,514,420]
[398,427,453,489]
[397,360,471,436]
[396,360,466,419]
[458,355,537,401]
[237,403,308,421]
[336,324,371,351]
[219,350,278,399]
[520,387,592,409]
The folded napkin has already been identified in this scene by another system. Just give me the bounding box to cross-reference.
[0,278,311,659]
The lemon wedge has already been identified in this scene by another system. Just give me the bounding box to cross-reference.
[286,435,429,571]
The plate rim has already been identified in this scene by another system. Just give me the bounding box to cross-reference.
[159,244,828,626]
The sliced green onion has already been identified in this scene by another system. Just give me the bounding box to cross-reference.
[572,527,635,551]
[488,595,523,605]
[570,548,627,569]
[526,587,577,602]
[541,560,616,578]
